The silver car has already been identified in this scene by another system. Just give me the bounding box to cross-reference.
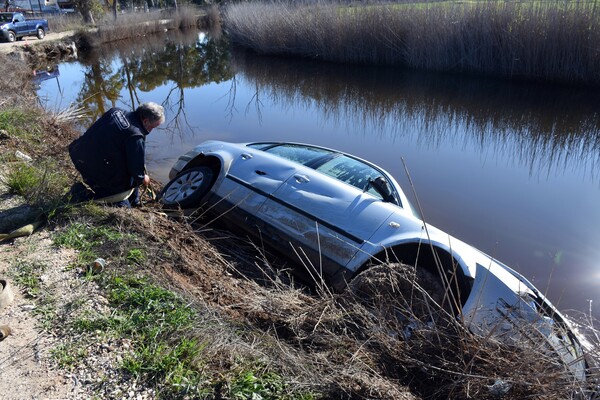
[160,140,591,382]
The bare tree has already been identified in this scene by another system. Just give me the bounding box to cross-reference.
[73,0,97,24]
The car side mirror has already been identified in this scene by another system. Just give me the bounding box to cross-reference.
[368,176,394,203]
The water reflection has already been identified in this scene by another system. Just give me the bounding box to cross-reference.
[32,65,60,87]
[233,49,600,183]
[73,29,233,133]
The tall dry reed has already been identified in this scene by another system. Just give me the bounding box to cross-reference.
[93,6,201,44]
[224,0,600,85]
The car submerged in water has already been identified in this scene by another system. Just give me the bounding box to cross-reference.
[159,140,594,384]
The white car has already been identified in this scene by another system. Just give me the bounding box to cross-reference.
[160,140,592,383]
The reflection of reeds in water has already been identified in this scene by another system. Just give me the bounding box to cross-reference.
[77,27,203,65]
[231,49,600,182]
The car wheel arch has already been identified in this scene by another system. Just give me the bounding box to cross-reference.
[356,242,473,308]
[182,155,221,181]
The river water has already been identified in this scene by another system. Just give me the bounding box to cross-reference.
[35,29,600,319]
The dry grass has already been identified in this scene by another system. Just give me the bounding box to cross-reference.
[0,54,36,109]
[45,13,86,33]
[101,206,599,399]
[77,6,203,47]
[224,0,600,85]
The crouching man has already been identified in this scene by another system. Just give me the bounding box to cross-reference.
[69,102,165,207]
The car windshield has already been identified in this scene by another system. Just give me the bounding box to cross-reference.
[0,14,12,22]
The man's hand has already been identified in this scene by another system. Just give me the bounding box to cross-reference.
[143,174,150,187]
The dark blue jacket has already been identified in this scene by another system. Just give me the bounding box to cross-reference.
[69,108,149,197]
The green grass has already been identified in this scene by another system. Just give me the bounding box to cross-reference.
[9,261,58,330]
[0,109,41,139]
[49,210,318,399]
[126,248,146,265]
[73,275,206,397]
[2,157,72,221]
[230,369,315,400]
[51,343,89,369]
[10,261,45,298]
[4,163,43,197]
[54,224,316,399]
[54,222,125,266]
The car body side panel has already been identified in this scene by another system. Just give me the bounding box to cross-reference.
[256,164,395,278]
[213,149,299,217]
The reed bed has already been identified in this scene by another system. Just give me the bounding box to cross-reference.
[91,6,201,45]
[224,0,600,85]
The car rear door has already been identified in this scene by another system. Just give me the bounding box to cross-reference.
[256,153,397,279]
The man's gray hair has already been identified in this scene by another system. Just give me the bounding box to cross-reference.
[136,102,165,125]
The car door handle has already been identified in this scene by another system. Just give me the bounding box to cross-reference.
[294,174,310,184]
[255,170,266,175]
[241,153,253,160]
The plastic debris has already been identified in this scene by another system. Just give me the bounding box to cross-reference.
[488,379,512,397]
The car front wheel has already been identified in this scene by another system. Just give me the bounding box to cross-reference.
[7,31,16,42]
[36,28,45,40]
[159,166,214,209]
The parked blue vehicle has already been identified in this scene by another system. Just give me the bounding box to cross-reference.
[0,12,48,42]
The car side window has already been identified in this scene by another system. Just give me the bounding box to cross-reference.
[315,155,388,200]
[263,144,332,165]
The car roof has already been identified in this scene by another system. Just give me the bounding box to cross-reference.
[247,141,390,174]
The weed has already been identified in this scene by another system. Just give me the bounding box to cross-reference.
[10,261,45,298]
[51,343,89,369]
[230,369,312,400]
[2,158,71,219]
[126,248,146,265]
[0,109,43,139]
[4,162,42,197]
[32,298,58,331]
[8,261,58,330]
[83,275,206,395]
[54,222,124,266]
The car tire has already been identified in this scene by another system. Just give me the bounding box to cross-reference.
[159,166,214,209]
[7,31,16,42]
[36,28,45,40]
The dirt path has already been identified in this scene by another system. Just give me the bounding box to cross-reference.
[0,30,75,54]
[0,177,79,399]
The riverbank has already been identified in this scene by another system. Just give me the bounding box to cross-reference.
[224,0,600,86]
[1,24,599,400]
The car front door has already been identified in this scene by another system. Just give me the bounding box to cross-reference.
[211,144,334,233]
[13,14,26,36]
[256,153,397,280]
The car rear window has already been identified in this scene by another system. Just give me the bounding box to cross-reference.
[316,155,386,198]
